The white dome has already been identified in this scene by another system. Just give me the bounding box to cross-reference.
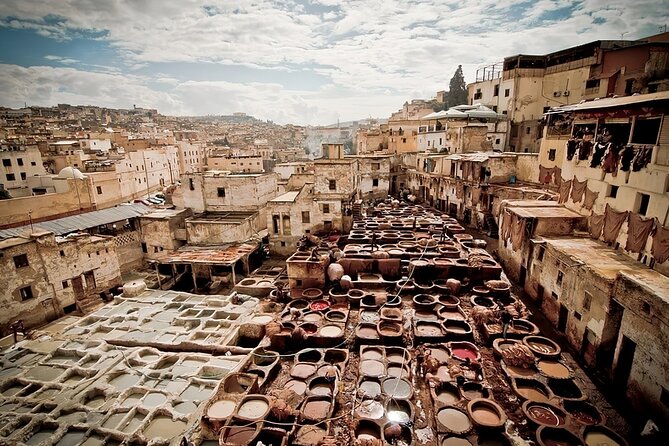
[57,166,84,179]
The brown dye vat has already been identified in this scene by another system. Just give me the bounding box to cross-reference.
[416,321,443,337]
[467,399,506,428]
[144,416,187,440]
[505,364,536,377]
[472,296,495,308]
[297,349,322,363]
[437,408,472,434]
[221,425,260,445]
[356,421,381,441]
[442,438,473,446]
[429,347,450,363]
[237,397,269,420]
[548,378,583,400]
[302,398,331,421]
[438,294,460,308]
[356,324,379,340]
[461,382,488,400]
[378,321,402,338]
[435,383,460,405]
[523,401,566,427]
[360,360,385,377]
[536,426,584,446]
[514,378,551,402]
[415,310,439,321]
[524,336,561,357]
[443,320,471,335]
[361,347,383,360]
[537,360,571,379]
[583,426,627,446]
[291,363,317,379]
[285,379,307,396]
[563,401,603,426]
[309,377,334,397]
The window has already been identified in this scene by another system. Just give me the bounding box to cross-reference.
[6,173,15,181]
[574,312,582,321]
[272,215,280,234]
[402,138,407,143]
[641,301,651,314]
[631,117,661,145]
[526,127,531,135]
[495,138,501,145]
[504,88,510,97]
[20,172,26,180]
[548,149,556,161]
[636,193,650,216]
[492,106,498,112]
[280,241,286,247]
[585,79,600,90]
[624,79,634,95]
[537,246,545,261]
[62,280,69,289]
[556,271,563,286]
[141,243,147,253]
[474,88,482,100]
[583,292,592,311]
[19,286,33,301]
[217,187,226,197]
[551,291,559,300]
[607,185,619,198]
[13,254,29,268]
[31,161,36,166]
[189,178,195,191]
[302,211,310,223]
[373,179,379,187]
[322,204,330,214]
[493,84,499,96]
[324,220,333,231]
[2,159,10,167]
[372,163,380,170]
[17,158,24,166]
[60,250,65,257]
[329,180,336,190]
[96,186,103,195]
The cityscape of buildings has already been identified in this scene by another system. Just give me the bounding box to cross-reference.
[1,28,669,446]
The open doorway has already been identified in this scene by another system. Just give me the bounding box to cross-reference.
[614,335,636,390]
[558,304,568,332]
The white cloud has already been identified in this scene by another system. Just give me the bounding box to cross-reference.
[44,54,79,64]
[0,0,667,122]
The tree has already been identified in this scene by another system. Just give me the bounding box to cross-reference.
[447,65,468,107]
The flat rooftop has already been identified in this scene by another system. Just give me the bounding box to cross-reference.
[509,206,583,219]
[270,191,300,203]
[187,211,257,224]
[164,242,259,265]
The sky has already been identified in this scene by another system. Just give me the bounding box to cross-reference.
[0,1,667,125]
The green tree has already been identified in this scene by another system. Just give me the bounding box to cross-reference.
[447,65,468,107]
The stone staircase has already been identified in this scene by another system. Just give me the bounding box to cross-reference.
[484,213,499,239]
[76,293,106,314]
[352,200,362,220]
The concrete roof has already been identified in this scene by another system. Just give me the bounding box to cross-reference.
[0,203,152,240]
[141,208,190,219]
[509,206,583,219]
[270,191,300,203]
[164,242,259,265]
[541,237,669,302]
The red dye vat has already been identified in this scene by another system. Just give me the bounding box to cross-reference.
[452,348,477,361]
[310,300,330,311]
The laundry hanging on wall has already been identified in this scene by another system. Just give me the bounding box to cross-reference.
[652,224,669,264]
[583,188,599,210]
[566,139,578,161]
[570,177,587,204]
[625,213,656,253]
[558,179,572,204]
[539,165,553,184]
[553,167,562,186]
[602,204,629,244]
[510,214,526,251]
[589,212,605,239]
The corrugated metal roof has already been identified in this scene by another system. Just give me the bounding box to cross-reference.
[548,91,669,114]
[0,203,152,240]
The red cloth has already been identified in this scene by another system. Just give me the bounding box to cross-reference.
[539,165,552,184]
[589,213,605,239]
[625,214,655,253]
[602,204,629,244]
[558,179,572,204]
[652,225,669,264]
[570,176,587,204]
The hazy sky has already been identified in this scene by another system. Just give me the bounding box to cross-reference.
[0,0,667,125]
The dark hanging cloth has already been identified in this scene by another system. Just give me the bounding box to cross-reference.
[553,167,562,186]
[502,211,512,241]
[632,146,653,172]
[510,214,526,251]
[589,213,605,239]
[455,181,464,199]
[652,225,669,264]
[578,140,593,160]
[566,139,578,161]
[462,162,471,180]
[625,214,656,253]
[601,144,620,175]
[590,143,608,168]
[539,165,552,184]
[558,179,572,204]
[619,145,635,171]
[570,177,587,204]
[472,187,481,205]
[602,204,629,244]
[583,188,599,210]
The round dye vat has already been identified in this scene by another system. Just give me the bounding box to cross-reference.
[310,300,330,311]
[109,374,140,391]
[469,399,505,427]
[515,380,550,402]
[537,360,571,379]
[564,401,602,426]
[320,325,343,337]
[437,408,472,434]
[429,347,450,364]
[442,438,473,446]
[386,350,406,363]
[302,312,322,322]
[359,380,381,399]
[361,348,383,361]
[360,360,385,377]
[291,363,317,379]
[295,425,327,444]
[526,404,565,427]
[355,400,384,420]
[382,378,412,399]
[285,379,307,396]
[584,427,626,446]
[436,386,460,405]
[207,400,236,419]
[222,426,259,445]
[302,399,331,420]
[452,347,477,362]
[123,393,143,406]
[537,426,584,446]
[237,398,269,420]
